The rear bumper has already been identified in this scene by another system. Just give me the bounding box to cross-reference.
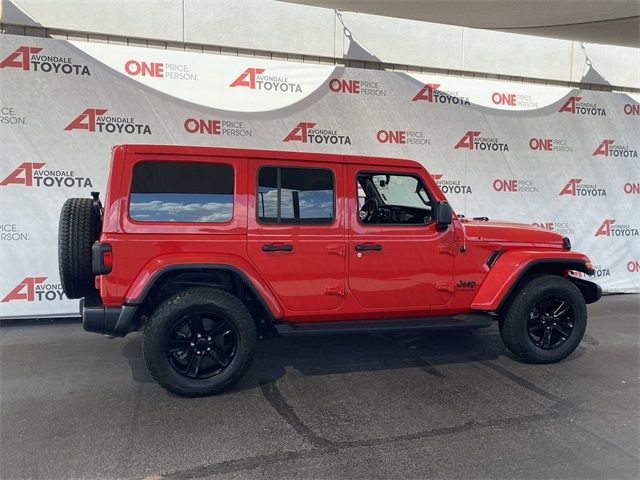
[80,296,139,337]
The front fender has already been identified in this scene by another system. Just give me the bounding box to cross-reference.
[123,253,284,319]
[471,250,593,311]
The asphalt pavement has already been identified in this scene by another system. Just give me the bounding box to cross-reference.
[1,294,639,479]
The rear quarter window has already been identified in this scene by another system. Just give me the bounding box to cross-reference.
[129,161,233,222]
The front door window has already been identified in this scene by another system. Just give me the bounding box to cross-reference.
[357,172,433,225]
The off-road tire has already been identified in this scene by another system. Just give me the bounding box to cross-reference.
[58,198,100,299]
[143,287,257,397]
[500,275,587,363]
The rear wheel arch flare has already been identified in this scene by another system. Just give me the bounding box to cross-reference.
[131,264,277,324]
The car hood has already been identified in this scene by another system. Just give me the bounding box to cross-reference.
[460,219,566,246]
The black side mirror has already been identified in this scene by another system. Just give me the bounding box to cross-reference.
[435,201,453,228]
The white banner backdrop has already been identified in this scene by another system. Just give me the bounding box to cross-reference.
[1,34,638,318]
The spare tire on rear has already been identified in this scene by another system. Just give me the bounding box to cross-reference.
[58,198,101,299]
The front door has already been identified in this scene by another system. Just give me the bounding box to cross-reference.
[247,159,346,313]
[347,164,455,309]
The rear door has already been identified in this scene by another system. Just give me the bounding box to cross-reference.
[247,159,346,313]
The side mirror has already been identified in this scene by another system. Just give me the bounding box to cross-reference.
[435,201,453,228]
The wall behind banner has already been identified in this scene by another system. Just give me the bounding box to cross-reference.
[1,34,639,319]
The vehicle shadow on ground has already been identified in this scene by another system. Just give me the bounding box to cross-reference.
[120,325,590,392]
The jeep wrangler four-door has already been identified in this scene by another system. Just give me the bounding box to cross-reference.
[58,145,601,397]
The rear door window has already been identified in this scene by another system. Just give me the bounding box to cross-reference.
[257,166,334,224]
[129,161,233,222]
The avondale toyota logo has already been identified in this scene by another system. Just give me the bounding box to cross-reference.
[454,131,509,152]
[592,139,638,158]
[230,67,302,93]
[65,108,151,135]
[412,83,470,106]
[431,174,472,194]
[1,277,64,303]
[0,162,93,188]
[0,45,90,76]
[558,96,606,116]
[283,122,351,145]
[559,179,606,197]
[595,219,639,237]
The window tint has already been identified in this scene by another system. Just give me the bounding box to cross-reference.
[257,167,334,224]
[130,161,233,222]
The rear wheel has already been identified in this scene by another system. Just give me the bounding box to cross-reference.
[500,275,587,363]
[58,197,100,299]
[143,287,257,397]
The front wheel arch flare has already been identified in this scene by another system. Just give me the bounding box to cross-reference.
[494,259,590,315]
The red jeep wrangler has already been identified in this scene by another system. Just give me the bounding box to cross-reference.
[58,145,601,396]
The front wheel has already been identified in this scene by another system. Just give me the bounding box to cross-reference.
[143,287,257,397]
[500,275,587,363]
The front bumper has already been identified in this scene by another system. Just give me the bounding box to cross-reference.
[80,296,139,337]
[569,277,603,304]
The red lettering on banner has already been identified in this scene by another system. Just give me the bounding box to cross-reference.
[529,138,553,151]
[125,60,164,78]
[183,118,221,134]
[1,277,47,302]
[412,84,440,102]
[0,162,45,186]
[559,179,582,196]
[230,68,266,89]
[0,46,42,70]
[492,93,516,106]
[623,104,640,116]
[283,122,316,142]
[593,139,614,156]
[454,131,481,150]
[376,130,406,144]
[595,219,615,237]
[559,96,581,113]
[329,79,360,94]
[624,183,640,194]
[492,179,518,192]
[64,109,108,131]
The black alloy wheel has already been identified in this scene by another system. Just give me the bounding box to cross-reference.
[499,275,587,364]
[166,312,237,379]
[526,294,575,349]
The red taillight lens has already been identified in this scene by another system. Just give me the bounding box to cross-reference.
[103,250,112,268]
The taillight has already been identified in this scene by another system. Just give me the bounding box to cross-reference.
[92,242,112,275]
[103,250,112,268]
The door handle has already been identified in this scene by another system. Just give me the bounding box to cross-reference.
[262,243,293,252]
[355,244,382,252]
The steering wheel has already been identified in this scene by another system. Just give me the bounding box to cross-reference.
[360,198,378,223]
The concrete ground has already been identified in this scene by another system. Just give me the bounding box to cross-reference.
[1,294,638,479]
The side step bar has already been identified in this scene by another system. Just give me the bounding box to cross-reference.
[275,314,494,336]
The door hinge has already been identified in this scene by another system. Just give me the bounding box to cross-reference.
[436,281,454,293]
[325,284,345,296]
[326,244,346,256]
[439,243,456,256]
